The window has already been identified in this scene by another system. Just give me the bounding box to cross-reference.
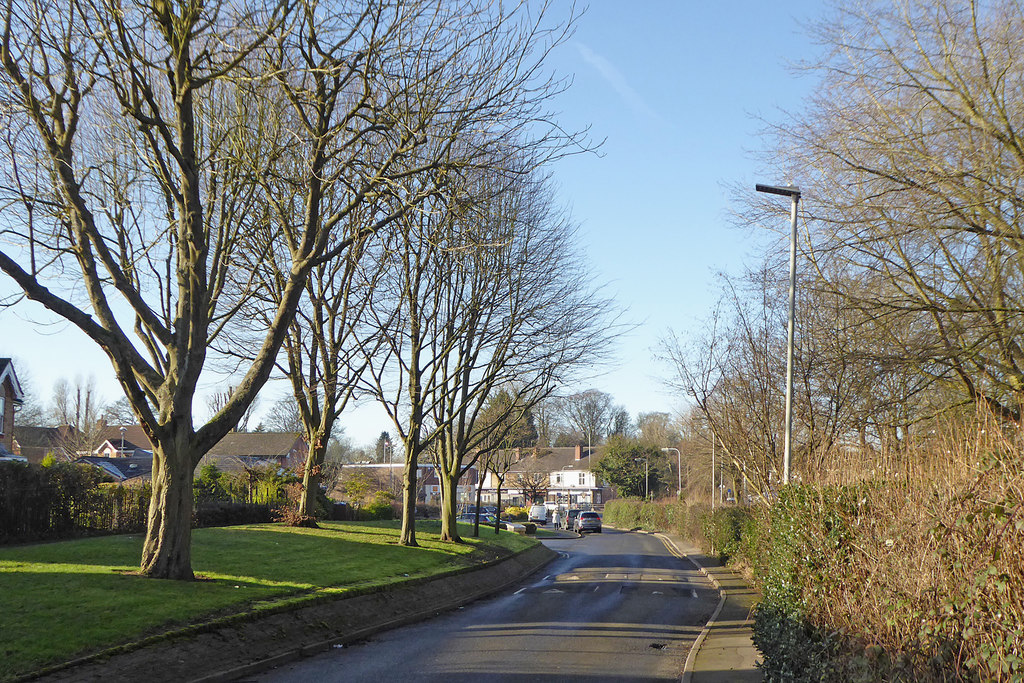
[579,472,585,485]
[0,396,5,434]
[554,473,561,485]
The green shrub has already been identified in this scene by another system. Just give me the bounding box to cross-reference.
[702,507,754,563]
[0,461,147,543]
[194,500,273,527]
[359,490,395,520]
[503,506,528,521]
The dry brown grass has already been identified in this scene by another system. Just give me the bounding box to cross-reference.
[782,409,1024,679]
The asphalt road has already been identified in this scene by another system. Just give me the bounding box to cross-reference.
[248,528,718,683]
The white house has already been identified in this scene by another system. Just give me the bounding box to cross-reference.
[479,444,614,508]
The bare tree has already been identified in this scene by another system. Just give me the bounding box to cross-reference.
[0,0,447,579]
[560,389,616,445]
[50,377,106,456]
[263,394,304,433]
[356,4,595,547]
[426,166,621,542]
[103,397,138,426]
[207,386,260,433]
[508,457,549,505]
[636,412,680,447]
[472,389,538,535]
[753,0,1024,424]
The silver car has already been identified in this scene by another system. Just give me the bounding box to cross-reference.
[574,511,602,534]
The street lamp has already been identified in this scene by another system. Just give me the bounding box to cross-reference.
[661,447,681,500]
[119,426,127,455]
[755,182,801,486]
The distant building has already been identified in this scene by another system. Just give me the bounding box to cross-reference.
[11,426,76,464]
[479,444,615,508]
[74,427,308,481]
[76,454,153,484]
[95,424,153,458]
[196,432,308,474]
[0,358,25,461]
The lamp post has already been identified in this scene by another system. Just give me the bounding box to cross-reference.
[755,182,801,485]
[661,447,681,500]
[119,426,126,455]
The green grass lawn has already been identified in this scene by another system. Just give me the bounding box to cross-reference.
[0,520,534,680]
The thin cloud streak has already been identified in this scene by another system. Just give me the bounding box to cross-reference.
[574,41,663,123]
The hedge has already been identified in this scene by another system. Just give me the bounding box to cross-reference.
[1,461,284,544]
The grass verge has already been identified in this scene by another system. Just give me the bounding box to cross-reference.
[0,519,535,680]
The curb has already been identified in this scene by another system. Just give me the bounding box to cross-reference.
[197,543,556,682]
[24,542,556,683]
[652,533,727,683]
[618,527,749,683]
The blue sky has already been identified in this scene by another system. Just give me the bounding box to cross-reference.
[532,1,823,426]
[1,1,827,447]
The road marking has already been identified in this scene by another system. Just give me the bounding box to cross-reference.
[514,587,528,595]
[690,589,698,599]
[544,588,564,594]
[543,575,553,581]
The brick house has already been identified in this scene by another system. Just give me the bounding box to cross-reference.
[0,358,25,460]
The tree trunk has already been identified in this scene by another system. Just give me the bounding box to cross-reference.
[141,442,196,580]
[473,472,485,538]
[494,480,502,535]
[400,453,419,546]
[296,437,327,527]
[438,470,461,542]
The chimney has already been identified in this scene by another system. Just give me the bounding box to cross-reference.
[574,444,582,461]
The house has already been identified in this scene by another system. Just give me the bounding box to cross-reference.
[479,444,615,508]
[74,425,307,481]
[11,425,76,464]
[0,358,26,461]
[95,424,154,458]
[334,462,479,505]
[420,464,479,505]
[195,431,308,474]
[75,454,153,484]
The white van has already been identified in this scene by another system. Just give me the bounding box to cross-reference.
[528,504,548,524]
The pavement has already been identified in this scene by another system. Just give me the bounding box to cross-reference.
[654,533,763,683]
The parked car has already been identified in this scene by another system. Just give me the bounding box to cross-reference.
[562,508,582,530]
[528,504,549,525]
[574,510,602,534]
[457,512,497,525]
